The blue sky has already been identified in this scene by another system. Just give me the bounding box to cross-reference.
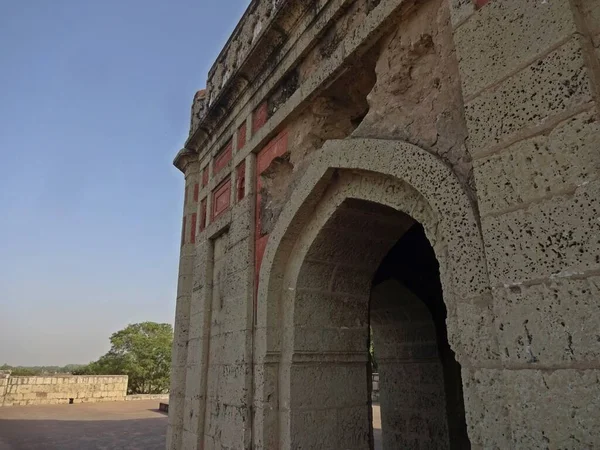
[0,0,249,366]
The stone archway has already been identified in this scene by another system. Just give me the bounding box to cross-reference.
[252,138,495,449]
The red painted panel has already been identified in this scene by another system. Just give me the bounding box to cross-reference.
[190,213,197,244]
[202,167,209,187]
[252,102,268,134]
[193,183,199,202]
[257,130,289,174]
[213,140,233,175]
[237,122,247,150]
[200,198,207,231]
[181,216,186,247]
[184,185,189,206]
[236,161,246,201]
[474,0,490,8]
[212,179,231,220]
[254,128,289,302]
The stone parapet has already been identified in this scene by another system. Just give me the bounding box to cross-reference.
[0,375,128,407]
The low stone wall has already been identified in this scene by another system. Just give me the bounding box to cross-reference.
[0,374,128,407]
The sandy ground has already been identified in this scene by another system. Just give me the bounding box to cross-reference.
[0,400,166,450]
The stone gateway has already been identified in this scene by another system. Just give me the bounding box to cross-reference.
[167,0,600,448]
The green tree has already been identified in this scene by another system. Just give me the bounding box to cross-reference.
[75,322,173,394]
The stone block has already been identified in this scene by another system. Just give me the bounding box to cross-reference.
[482,180,600,286]
[451,302,501,364]
[494,276,600,364]
[181,429,198,450]
[223,238,251,274]
[505,369,600,447]
[294,290,368,328]
[290,408,340,449]
[461,368,511,447]
[221,269,251,303]
[290,363,366,409]
[187,310,206,341]
[296,260,336,291]
[455,0,576,98]
[216,364,249,406]
[213,404,248,449]
[218,295,251,334]
[219,330,250,365]
[465,39,592,157]
[294,325,366,354]
[330,265,372,294]
[474,109,600,216]
[336,405,371,449]
[186,337,202,367]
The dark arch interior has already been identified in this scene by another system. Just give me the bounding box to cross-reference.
[370,223,470,449]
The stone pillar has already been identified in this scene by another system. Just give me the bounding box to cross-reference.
[167,149,200,450]
[450,0,600,447]
[371,280,451,449]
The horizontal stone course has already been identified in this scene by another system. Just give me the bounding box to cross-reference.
[465,38,592,157]
[474,109,600,216]
[482,179,600,286]
[494,276,600,365]
[456,0,576,99]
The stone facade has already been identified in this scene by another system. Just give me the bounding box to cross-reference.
[0,374,128,406]
[169,0,600,448]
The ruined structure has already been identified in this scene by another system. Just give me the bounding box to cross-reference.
[168,0,600,448]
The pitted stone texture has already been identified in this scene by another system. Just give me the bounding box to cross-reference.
[474,110,600,216]
[465,38,593,157]
[505,369,600,448]
[455,0,576,99]
[461,368,511,448]
[259,138,489,305]
[494,277,600,365]
[482,180,600,286]
[448,0,474,27]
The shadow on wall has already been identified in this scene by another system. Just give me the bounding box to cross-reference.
[0,417,167,450]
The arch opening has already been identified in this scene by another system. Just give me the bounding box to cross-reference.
[285,197,469,449]
[371,223,469,449]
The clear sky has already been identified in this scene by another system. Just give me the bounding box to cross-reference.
[0,0,249,366]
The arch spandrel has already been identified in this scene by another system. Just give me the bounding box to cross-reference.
[258,138,490,331]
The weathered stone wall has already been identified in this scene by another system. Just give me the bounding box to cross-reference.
[170,0,600,448]
[0,375,128,407]
[452,0,600,447]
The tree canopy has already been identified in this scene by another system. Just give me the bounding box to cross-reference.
[0,364,84,376]
[74,322,173,394]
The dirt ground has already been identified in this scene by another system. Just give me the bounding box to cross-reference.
[0,400,166,450]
